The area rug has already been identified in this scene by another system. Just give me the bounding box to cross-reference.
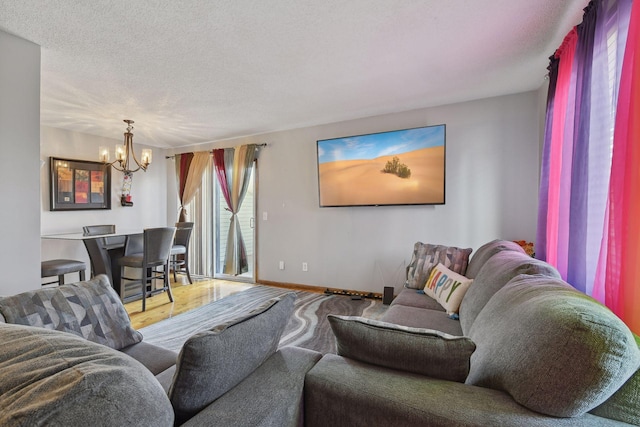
[140,285,388,354]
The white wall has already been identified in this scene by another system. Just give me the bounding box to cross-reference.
[40,126,169,276]
[170,91,541,294]
[0,31,542,297]
[0,31,41,296]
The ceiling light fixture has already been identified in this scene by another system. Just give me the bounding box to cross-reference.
[99,119,152,174]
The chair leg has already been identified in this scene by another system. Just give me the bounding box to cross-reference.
[184,253,193,284]
[165,261,174,303]
[119,266,127,302]
[79,270,86,281]
[58,274,65,286]
[141,270,147,312]
[172,256,178,282]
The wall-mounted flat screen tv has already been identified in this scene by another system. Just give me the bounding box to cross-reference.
[317,124,445,207]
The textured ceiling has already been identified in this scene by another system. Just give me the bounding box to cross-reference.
[0,0,588,148]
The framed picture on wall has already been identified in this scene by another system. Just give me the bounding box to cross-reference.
[49,157,111,211]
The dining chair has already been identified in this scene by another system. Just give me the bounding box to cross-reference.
[170,222,194,284]
[82,224,125,250]
[83,224,115,236]
[82,224,126,280]
[41,259,86,286]
[118,227,176,312]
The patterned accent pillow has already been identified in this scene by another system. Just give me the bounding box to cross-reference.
[406,242,472,289]
[424,263,473,314]
[0,275,142,350]
[329,315,475,382]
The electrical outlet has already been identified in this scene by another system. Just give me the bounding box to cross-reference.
[279,261,285,270]
[302,262,308,272]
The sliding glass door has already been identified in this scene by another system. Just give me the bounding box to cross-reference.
[213,163,256,282]
[184,157,256,282]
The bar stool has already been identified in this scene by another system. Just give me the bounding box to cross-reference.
[119,227,176,311]
[41,259,87,286]
[171,222,194,284]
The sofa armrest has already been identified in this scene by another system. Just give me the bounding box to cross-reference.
[182,346,321,427]
[304,354,628,427]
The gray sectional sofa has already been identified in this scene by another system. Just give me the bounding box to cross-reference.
[305,240,640,426]
[1,239,639,426]
[0,275,321,426]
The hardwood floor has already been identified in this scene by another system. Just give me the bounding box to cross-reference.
[124,276,254,330]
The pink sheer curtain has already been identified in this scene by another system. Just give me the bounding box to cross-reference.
[600,0,640,332]
[538,0,638,333]
[545,29,577,272]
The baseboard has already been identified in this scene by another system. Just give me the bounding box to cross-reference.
[257,280,383,300]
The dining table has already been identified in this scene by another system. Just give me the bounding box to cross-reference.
[41,229,143,296]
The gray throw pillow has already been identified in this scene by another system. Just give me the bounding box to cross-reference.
[328,315,475,382]
[0,275,142,350]
[169,292,296,425]
[405,242,473,289]
[0,322,173,426]
[466,274,640,417]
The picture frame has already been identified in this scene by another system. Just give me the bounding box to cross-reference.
[49,157,111,211]
[316,124,446,207]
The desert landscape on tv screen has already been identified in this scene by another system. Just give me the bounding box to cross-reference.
[317,125,445,206]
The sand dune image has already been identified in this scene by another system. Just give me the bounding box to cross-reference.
[319,146,445,206]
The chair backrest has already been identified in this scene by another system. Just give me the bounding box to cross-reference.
[124,234,144,256]
[143,227,176,266]
[83,224,125,250]
[83,224,116,236]
[174,222,194,247]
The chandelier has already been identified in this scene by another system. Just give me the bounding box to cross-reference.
[99,119,152,173]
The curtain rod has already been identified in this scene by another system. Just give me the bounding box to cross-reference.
[165,143,267,159]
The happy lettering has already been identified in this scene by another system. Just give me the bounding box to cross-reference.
[426,272,463,302]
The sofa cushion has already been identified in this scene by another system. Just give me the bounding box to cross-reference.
[390,288,445,311]
[465,239,525,279]
[183,346,322,427]
[458,250,560,335]
[589,334,640,425]
[466,274,640,417]
[305,354,624,427]
[329,315,475,382]
[0,275,142,350]
[169,292,296,425]
[120,341,178,375]
[0,322,173,426]
[424,263,473,314]
[405,242,472,289]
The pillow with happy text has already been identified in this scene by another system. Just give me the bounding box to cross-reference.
[424,263,473,314]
